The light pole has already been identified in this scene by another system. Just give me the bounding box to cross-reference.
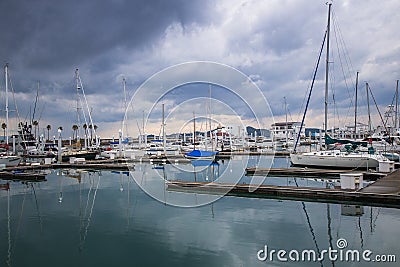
[58,128,62,163]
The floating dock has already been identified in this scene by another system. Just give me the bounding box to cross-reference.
[52,163,132,170]
[359,169,400,194]
[167,169,400,208]
[245,167,386,180]
[217,151,290,156]
[5,162,132,172]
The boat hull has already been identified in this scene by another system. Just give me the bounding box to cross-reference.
[0,156,22,167]
[185,155,216,161]
[62,151,98,162]
[184,149,218,161]
[0,155,22,167]
[290,151,384,169]
[101,149,145,159]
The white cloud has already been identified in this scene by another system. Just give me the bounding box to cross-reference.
[3,0,399,136]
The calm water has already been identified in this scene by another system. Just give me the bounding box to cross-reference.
[0,156,399,267]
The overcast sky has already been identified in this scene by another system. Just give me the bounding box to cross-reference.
[0,0,399,138]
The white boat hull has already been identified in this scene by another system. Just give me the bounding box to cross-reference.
[184,155,216,161]
[0,155,22,167]
[146,148,178,156]
[290,150,387,169]
[101,149,145,159]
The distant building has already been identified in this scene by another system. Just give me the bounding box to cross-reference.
[246,126,270,138]
[341,122,369,139]
[225,125,241,137]
[270,121,305,141]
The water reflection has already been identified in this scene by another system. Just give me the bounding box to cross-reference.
[0,157,399,266]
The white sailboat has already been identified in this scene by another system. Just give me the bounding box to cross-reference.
[184,111,218,161]
[1,64,21,167]
[145,140,178,156]
[101,146,146,159]
[60,69,101,162]
[290,4,391,170]
[145,103,179,156]
[290,150,387,169]
[0,154,21,167]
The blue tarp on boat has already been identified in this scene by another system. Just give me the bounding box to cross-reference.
[185,149,218,158]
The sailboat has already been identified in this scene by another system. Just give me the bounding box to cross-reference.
[184,112,218,161]
[290,3,390,170]
[61,69,100,162]
[144,103,179,156]
[1,64,22,167]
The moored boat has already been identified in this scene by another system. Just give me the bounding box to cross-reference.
[290,150,388,169]
[289,3,394,170]
[61,150,98,162]
[184,149,218,160]
[0,155,22,167]
[1,64,22,167]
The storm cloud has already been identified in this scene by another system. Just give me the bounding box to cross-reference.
[0,0,399,137]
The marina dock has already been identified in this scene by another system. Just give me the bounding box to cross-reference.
[217,151,290,156]
[245,167,386,180]
[167,169,400,209]
[359,169,400,194]
[4,161,132,172]
[1,155,399,209]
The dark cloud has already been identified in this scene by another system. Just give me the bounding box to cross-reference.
[0,0,213,134]
[0,0,212,72]
[0,0,398,136]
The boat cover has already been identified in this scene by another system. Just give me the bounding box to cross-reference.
[185,149,218,157]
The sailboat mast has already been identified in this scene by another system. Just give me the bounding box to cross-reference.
[123,78,127,111]
[142,110,146,148]
[162,103,166,154]
[354,71,359,140]
[75,69,81,137]
[209,85,213,151]
[395,80,399,132]
[324,2,332,149]
[5,64,9,145]
[284,97,288,144]
[122,77,128,137]
[193,111,196,150]
[366,83,371,135]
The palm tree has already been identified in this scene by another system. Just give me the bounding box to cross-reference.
[83,123,88,137]
[94,125,98,145]
[33,120,39,138]
[46,124,51,141]
[1,123,6,142]
[72,124,78,140]
[94,125,98,137]
[89,124,93,141]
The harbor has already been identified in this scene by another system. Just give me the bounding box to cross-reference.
[1,156,400,267]
[1,1,400,266]
[2,153,399,207]
[167,169,400,209]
